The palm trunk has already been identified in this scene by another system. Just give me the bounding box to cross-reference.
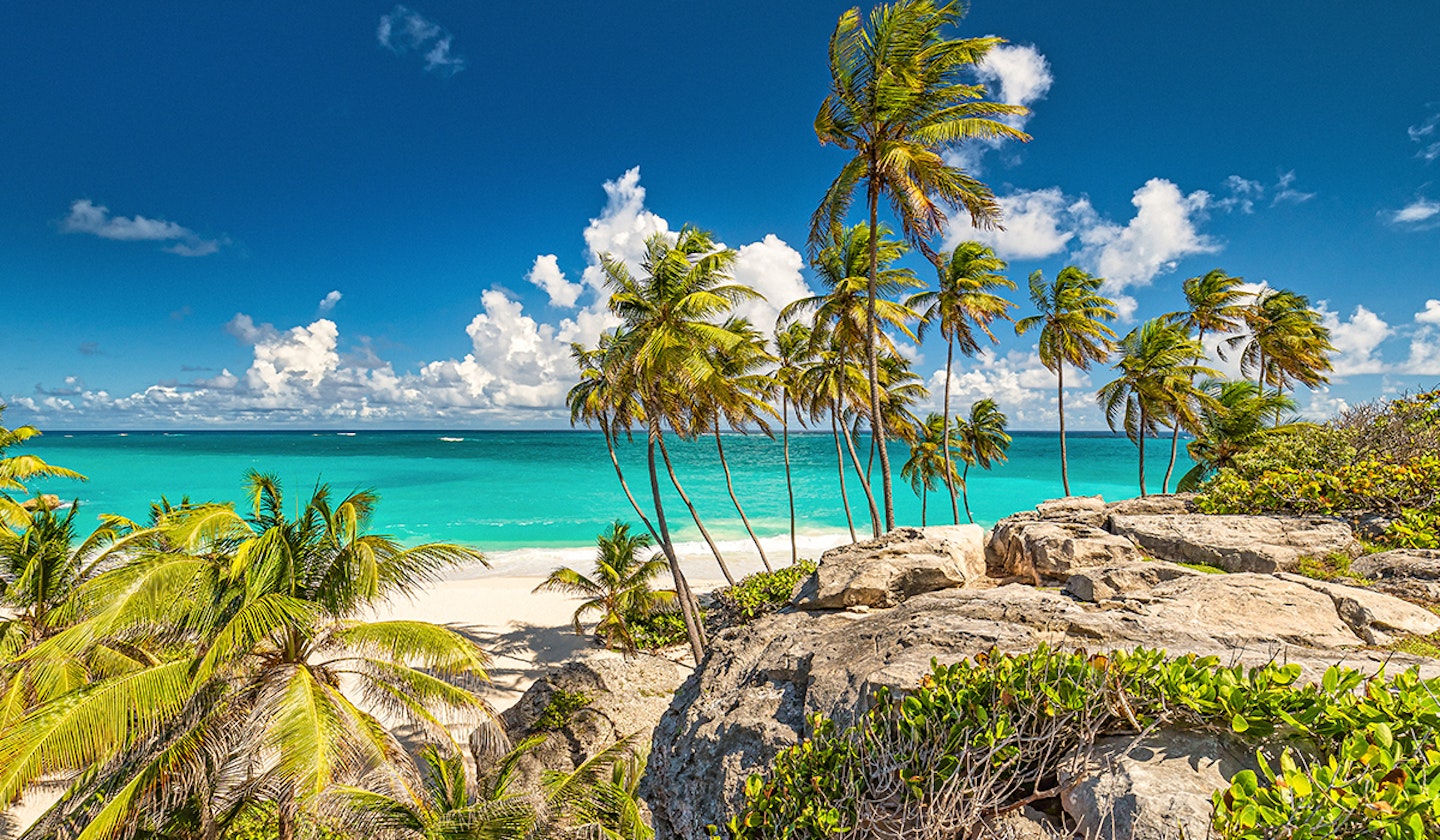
[1058,362,1071,496]
[1138,402,1148,497]
[603,418,661,545]
[831,406,859,543]
[658,433,734,586]
[783,394,798,565]
[942,337,959,524]
[839,398,882,538]
[920,488,927,526]
[646,414,705,661]
[962,462,974,524]
[714,425,770,572]
[1163,334,1206,493]
[866,176,896,531]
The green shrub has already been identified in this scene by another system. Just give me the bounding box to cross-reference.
[536,689,592,731]
[630,610,691,650]
[720,646,1440,840]
[713,560,818,626]
[1382,508,1440,550]
[224,803,350,840]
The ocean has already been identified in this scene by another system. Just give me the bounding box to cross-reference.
[23,430,1192,578]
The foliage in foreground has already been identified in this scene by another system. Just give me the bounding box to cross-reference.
[711,561,819,628]
[720,645,1440,840]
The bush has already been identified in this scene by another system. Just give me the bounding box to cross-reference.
[720,646,1440,840]
[630,610,691,651]
[712,560,818,627]
[536,689,592,731]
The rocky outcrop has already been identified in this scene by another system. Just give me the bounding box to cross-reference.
[987,518,1143,582]
[1062,561,1201,602]
[1108,513,1360,573]
[1104,493,1196,519]
[486,651,687,792]
[1035,495,1108,527]
[643,567,1431,837]
[792,525,984,609]
[1352,549,1440,604]
[1278,573,1440,644]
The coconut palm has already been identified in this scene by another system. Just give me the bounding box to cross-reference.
[568,335,659,545]
[541,735,654,840]
[908,242,1014,522]
[812,0,1029,532]
[900,414,957,526]
[0,472,493,840]
[533,521,675,654]
[601,226,759,658]
[1178,380,1299,491]
[1014,267,1118,496]
[796,332,867,542]
[952,399,1011,524]
[773,322,815,565]
[1161,269,1249,491]
[1096,319,1217,496]
[0,407,85,530]
[1225,287,1334,424]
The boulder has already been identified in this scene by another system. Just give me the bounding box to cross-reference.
[1035,495,1108,527]
[1352,549,1440,605]
[484,651,687,792]
[1104,493,1197,519]
[988,518,1143,582]
[1061,729,1257,840]
[792,525,984,609]
[643,571,1424,837]
[1108,514,1359,573]
[1063,561,1201,603]
[1277,573,1440,644]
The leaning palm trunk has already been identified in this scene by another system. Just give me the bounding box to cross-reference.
[657,434,735,586]
[838,399,882,538]
[603,418,661,544]
[1058,362,1071,496]
[962,462,974,524]
[646,416,705,660]
[783,394,798,564]
[867,179,896,531]
[941,338,959,524]
[831,407,859,543]
[714,425,771,572]
[1163,337,1206,493]
[1138,403,1148,497]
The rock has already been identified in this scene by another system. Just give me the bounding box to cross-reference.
[18,494,62,512]
[1278,573,1440,644]
[1035,495,1108,526]
[643,572,1424,837]
[1104,494,1197,519]
[1063,561,1201,603]
[1061,729,1256,840]
[1352,549,1440,605]
[1108,514,1359,573]
[792,525,985,609]
[485,651,687,792]
[987,519,1143,582]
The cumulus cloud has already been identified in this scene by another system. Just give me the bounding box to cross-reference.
[1319,303,1392,378]
[377,5,465,75]
[526,255,583,308]
[318,290,342,314]
[1392,198,1440,227]
[1416,299,1440,326]
[728,235,809,336]
[915,347,1106,430]
[954,187,1084,259]
[61,199,221,256]
[951,43,1052,172]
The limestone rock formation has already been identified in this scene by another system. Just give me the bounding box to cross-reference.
[791,524,984,609]
[1108,513,1360,573]
[1353,548,1440,604]
[987,518,1143,582]
[1278,572,1440,644]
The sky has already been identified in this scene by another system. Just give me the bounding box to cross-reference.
[3,1,1439,431]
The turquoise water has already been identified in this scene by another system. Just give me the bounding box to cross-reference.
[24,430,1192,554]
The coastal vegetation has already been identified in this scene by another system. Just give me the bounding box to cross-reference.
[534,521,676,655]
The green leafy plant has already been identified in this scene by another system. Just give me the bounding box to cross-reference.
[630,610,692,651]
[712,560,818,626]
[536,689,593,732]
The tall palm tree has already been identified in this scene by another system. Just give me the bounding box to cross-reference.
[1178,380,1299,491]
[568,336,659,544]
[699,318,779,571]
[1161,269,1249,491]
[533,521,675,654]
[1225,287,1334,425]
[1096,319,1217,496]
[908,242,1015,522]
[0,407,85,530]
[796,333,867,542]
[952,398,1011,524]
[602,225,758,659]
[1014,267,1118,496]
[900,413,956,526]
[772,322,814,565]
[0,472,493,840]
[812,0,1029,533]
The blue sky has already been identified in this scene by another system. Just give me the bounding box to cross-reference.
[4,1,1439,430]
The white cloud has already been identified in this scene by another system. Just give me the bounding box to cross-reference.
[1416,299,1440,325]
[951,43,1052,172]
[917,347,1104,430]
[1271,170,1315,206]
[578,167,671,293]
[526,254,583,308]
[1078,178,1217,298]
[1392,198,1440,226]
[318,290,342,314]
[957,187,1084,259]
[1319,303,1391,377]
[377,5,465,75]
[61,199,221,256]
[727,235,809,336]
[1409,108,1440,163]
[1215,176,1263,214]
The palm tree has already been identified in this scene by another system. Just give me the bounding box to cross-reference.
[796,333,866,542]
[0,407,85,530]
[1161,269,1249,491]
[900,413,956,526]
[812,0,1029,533]
[602,225,758,659]
[1178,380,1299,491]
[1014,266,1118,496]
[908,241,1014,522]
[533,521,675,654]
[1225,287,1335,424]
[952,399,1011,523]
[772,322,814,565]
[0,472,493,840]
[1096,319,1217,496]
[540,736,654,840]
